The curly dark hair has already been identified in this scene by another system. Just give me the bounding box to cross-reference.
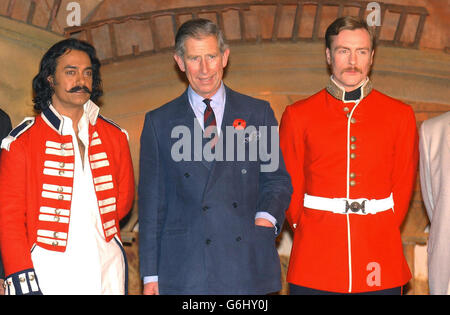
[32,38,103,112]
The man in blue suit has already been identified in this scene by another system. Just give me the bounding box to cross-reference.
[138,18,292,295]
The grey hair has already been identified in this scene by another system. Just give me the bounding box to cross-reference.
[174,18,228,57]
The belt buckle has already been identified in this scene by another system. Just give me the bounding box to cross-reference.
[345,200,366,214]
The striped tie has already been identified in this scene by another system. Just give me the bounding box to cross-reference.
[203,98,218,149]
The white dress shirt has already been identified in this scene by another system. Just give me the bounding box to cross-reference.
[31,102,125,294]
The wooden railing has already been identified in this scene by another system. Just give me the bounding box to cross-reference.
[63,0,429,64]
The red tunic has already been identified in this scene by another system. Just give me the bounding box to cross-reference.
[279,82,418,293]
[0,105,135,279]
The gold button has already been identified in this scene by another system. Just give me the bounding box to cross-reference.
[53,216,60,222]
[350,172,356,179]
[350,153,356,159]
[57,186,63,192]
[55,209,61,215]
[59,162,65,168]
[350,143,356,150]
[351,118,356,124]
[53,232,59,238]
[60,143,65,149]
[350,180,356,187]
[343,107,349,112]
[59,170,65,176]
[58,194,64,200]
[52,241,59,246]
[351,136,356,142]
[29,274,35,281]
[19,276,25,283]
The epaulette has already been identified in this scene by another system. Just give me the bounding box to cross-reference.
[98,115,129,140]
[1,117,35,151]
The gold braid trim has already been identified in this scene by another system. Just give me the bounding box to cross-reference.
[326,77,373,102]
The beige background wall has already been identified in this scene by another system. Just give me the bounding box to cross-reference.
[0,16,62,123]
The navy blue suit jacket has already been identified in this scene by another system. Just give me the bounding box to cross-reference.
[138,86,292,294]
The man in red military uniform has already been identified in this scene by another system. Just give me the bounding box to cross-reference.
[0,39,135,295]
[280,17,418,294]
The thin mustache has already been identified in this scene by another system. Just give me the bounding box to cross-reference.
[66,86,92,94]
[342,67,362,73]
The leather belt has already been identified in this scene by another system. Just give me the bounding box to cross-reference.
[303,193,394,215]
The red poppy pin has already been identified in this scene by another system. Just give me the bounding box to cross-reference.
[233,119,246,130]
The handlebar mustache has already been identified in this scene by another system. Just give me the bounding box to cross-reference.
[66,86,92,94]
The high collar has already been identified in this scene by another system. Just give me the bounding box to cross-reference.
[326,76,373,103]
[41,100,100,135]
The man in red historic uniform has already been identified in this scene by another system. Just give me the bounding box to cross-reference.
[280,17,418,294]
[0,39,135,295]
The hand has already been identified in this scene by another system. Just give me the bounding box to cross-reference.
[143,281,159,295]
[255,218,274,228]
[0,279,5,295]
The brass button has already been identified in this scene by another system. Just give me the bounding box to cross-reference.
[351,136,356,142]
[350,143,357,150]
[53,216,60,222]
[59,170,65,176]
[350,180,356,187]
[58,194,64,200]
[59,162,65,168]
[29,274,35,281]
[350,172,356,179]
[350,153,356,159]
[57,186,63,192]
[60,143,65,149]
[351,118,356,124]
[53,232,59,238]
[55,209,61,215]
[343,107,349,112]
[52,241,59,246]
[19,276,25,283]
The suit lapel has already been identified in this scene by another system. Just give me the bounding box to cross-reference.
[203,86,249,195]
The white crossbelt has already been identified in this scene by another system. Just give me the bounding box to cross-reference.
[303,193,394,215]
